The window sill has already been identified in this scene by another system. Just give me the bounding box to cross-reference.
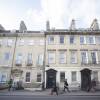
[70,63,78,64]
[25,82,31,83]
[59,63,67,64]
[36,82,42,83]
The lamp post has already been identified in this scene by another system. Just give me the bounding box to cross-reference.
[42,33,46,90]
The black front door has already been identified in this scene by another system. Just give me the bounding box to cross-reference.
[81,68,91,91]
[46,69,57,88]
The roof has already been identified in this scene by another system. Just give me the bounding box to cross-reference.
[45,29,100,35]
[0,30,44,37]
[1,29,100,36]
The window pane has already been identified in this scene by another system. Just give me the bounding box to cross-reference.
[27,53,32,60]
[60,72,65,82]
[0,39,2,46]
[37,54,43,65]
[37,73,41,82]
[19,39,24,45]
[92,71,98,81]
[17,53,22,60]
[80,36,86,44]
[1,74,7,83]
[96,36,100,44]
[27,53,32,64]
[28,40,34,45]
[48,36,54,44]
[7,39,13,46]
[87,36,95,44]
[70,51,77,64]
[0,73,2,82]
[81,51,88,64]
[39,40,44,45]
[48,52,55,64]
[91,52,97,64]
[60,36,64,44]
[26,72,30,82]
[70,36,75,44]
[72,71,76,82]
[16,53,22,64]
[4,53,10,60]
[59,51,66,64]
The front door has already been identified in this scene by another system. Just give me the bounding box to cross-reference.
[46,69,57,88]
[81,68,91,91]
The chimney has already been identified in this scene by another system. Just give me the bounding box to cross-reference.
[19,20,27,33]
[46,20,50,31]
[90,19,99,30]
[69,19,76,30]
[0,24,5,31]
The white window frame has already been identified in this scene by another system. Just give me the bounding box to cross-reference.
[39,39,44,45]
[28,40,34,45]
[91,51,98,64]
[60,72,65,82]
[7,39,13,47]
[96,36,100,44]
[95,52,98,64]
[59,35,64,44]
[71,71,77,82]
[37,73,42,82]
[93,36,96,44]
[27,53,32,64]
[48,52,55,64]
[37,54,44,65]
[0,39,2,46]
[25,72,31,83]
[70,35,75,44]
[19,39,24,46]
[0,73,7,83]
[16,53,22,64]
[59,51,66,64]
[87,36,95,44]
[70,51,77,64]
[81,51,88,64]
[92,71,98,81]
[80,36,86,44]
[48,36,54,44]
[4,52,10,61]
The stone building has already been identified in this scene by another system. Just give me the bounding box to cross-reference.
[0,19,100,90]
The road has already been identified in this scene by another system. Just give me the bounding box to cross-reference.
[0,95,100,100]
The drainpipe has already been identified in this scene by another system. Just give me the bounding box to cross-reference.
[10,33,18,80]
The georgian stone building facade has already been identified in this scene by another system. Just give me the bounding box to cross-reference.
[0,31,45,88]
[45,30,100,90]
[0,19,100,90]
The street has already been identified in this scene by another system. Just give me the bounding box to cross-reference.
[0,95,100,100]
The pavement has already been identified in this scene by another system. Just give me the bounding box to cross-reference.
[0,88,100,96]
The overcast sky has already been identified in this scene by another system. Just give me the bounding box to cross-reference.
[0,0,100,30]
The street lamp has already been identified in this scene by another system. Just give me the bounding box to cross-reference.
[42,33,46,90]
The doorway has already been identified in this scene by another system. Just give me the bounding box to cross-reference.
[46,69,57,88]
[80,68,91,91]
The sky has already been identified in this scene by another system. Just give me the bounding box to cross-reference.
[0,0,100,30]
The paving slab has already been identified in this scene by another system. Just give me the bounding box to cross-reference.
[0,89,100,96]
